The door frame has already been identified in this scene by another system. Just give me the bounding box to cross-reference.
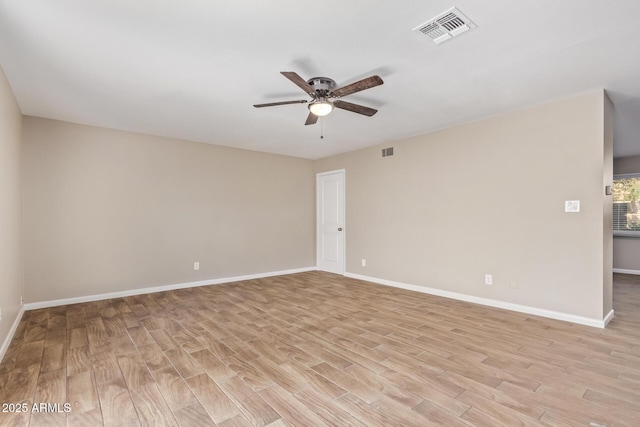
[316,169,346,274]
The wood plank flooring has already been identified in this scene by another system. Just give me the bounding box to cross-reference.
[1,271,640,426]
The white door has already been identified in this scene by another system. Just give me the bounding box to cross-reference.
[317,170,345,274]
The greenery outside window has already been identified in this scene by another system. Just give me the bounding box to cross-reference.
[613,173,640,237]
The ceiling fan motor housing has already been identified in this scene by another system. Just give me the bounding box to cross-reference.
[307,77,336,97]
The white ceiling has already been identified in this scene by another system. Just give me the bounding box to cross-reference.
[1,0,640,160]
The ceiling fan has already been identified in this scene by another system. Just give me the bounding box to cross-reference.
[253,71,384,125]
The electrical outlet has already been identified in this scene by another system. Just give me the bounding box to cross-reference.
[361,259,366,267]
[193,262,200,271]
[485,274,493,285]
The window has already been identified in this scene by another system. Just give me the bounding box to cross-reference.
[613,173,640,236]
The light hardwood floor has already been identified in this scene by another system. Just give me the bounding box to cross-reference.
[1,272,639,426]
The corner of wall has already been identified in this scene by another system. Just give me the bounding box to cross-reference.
[603,90,614,316]
[0,65,24,362]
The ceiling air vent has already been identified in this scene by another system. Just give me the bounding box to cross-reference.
[413,7,476,45]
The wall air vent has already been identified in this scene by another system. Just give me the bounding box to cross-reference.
[413,7,476,45]
[382,147,394,157]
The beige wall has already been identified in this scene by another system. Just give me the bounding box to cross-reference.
[614,154,640,175]
[614,238,640,272]
[23,118,315,302]
[0,66,23,351]
[316,91,612,321]
[613,154,640,272]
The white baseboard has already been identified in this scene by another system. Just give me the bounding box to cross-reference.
[0,306,26,364]
[345,272,612,329]
[613,268,640,275]
[603,308,615,327]
[23,266,317,311]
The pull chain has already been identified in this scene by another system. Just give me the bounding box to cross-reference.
[320,117,324,139]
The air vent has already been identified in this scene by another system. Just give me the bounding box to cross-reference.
[413,7,476,45]
[382,147,394,157]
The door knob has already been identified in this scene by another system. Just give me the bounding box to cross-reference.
[338,227,343,231]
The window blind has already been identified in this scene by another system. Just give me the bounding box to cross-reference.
[613,173,640,235]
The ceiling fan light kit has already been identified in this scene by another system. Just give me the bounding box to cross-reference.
[308,98,334,117]
[254,71,383,125]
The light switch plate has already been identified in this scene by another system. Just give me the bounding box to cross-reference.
[565,200,580,212]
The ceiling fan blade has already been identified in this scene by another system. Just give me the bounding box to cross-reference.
[281,71,316,96]
[333,100,378,117]
[332,75,384,98]
[253,100,308,108]
[305,112,319,125]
